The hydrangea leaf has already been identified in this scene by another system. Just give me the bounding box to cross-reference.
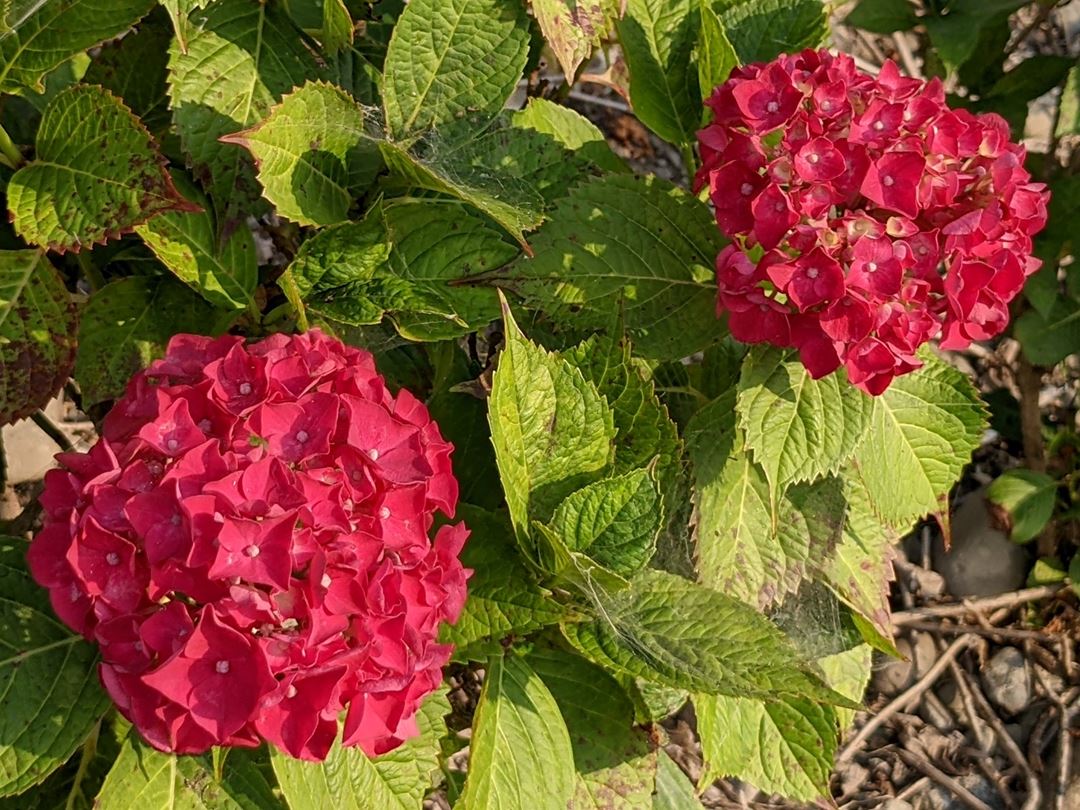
[617,0,699,145]
[378,139,544,248]
[499,174,724,360]
[0,249,77,425]
[818,476,898,643]
[526,642,657,809]
[381,0,529,140]
[532,0,621,81]
[696,1,739,103]
[1014,300,1080,367]
[547,468,662,577]
[854,352,987,526]
[844,0,918,34]
[716,0,828,64]
[562,569,854,705]
[458,653,575,810]
[489,296,615,544]
[83,14,172,136]
[135,171,258,312]
[0,0,154,93]
[159,0,213,51]
[0,541,109,797]
[272,690,449,810]
[74,276,225,406]
[440,507,571,659]
[511,97,627,174]
[167,0,322,219]
[95,735,276,809]
[695,693,837,801]
[383,201,519,340]
[286,200,517,340]
[688,394,846,609]
[221,81,382,227]
[653,750,700,810]
[818,643,872,731]
[986,468,1058,544]
[737,346,873,495]
[6,85,195,252]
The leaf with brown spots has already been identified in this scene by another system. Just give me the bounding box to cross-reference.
[0,249,77,425]
[533,0,623,80]
[6,85,196,252]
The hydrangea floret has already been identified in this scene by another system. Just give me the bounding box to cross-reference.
[29,330,469,761]
[696,48,1050,394]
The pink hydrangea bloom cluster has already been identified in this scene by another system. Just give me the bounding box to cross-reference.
[29,330,469,761]
[696,49,1049,394]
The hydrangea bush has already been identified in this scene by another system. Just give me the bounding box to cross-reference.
[0,0,1072,807]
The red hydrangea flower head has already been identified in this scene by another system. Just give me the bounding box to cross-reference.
[696,49,1049,394]
[29,330,469,761]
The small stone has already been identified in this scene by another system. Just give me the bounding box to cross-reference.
[836,760,868,798]
[920,773,1003,809]
[910,631,938,677]
[933,487,1029,597]
[872,639,914,697]
[982,647,1032,716]
[880,801,914,810]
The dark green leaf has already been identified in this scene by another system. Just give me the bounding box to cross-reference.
[0,250,77,424]
[0,541,110,797]
[7,84,195,252]
[74,276,227,405]
[499,174,724,361]
[168,0,322,219]
[617,0,700,145]
[0,0,154,93]
[527,642,657,808]
[844,0,917,33]
[381,0,530,139]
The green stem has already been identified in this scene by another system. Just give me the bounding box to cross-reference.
[679,143,699,182]
[31,410,75,453]
[0,123,22,170]
[76,254,106,293]
[64,720,100,810]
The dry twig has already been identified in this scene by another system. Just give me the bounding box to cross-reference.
[891,747,993,810]
[959,668,1042,810]
[837,635,975,763]
[892,586,1066,625]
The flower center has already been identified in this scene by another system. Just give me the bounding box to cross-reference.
[367,448,380,461]
[378,506,392,519]
[286,685,298,699]
[882,176,894,187]
[170,513,182,526]
[808,153,820,164]
[766,100,779,113]
[215,660,230,674]
[239,382,253,396]
[740,183,754,196]
[295,430,309,444]
[806,267,819,279]
[245,544,260,558]
[106,552,120,566]
[774,201,786,212]
[873,120,885,131]
[198,419,212,432]
[867,262,878,273]
[166,438,179,451]
[820,99,832,111]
